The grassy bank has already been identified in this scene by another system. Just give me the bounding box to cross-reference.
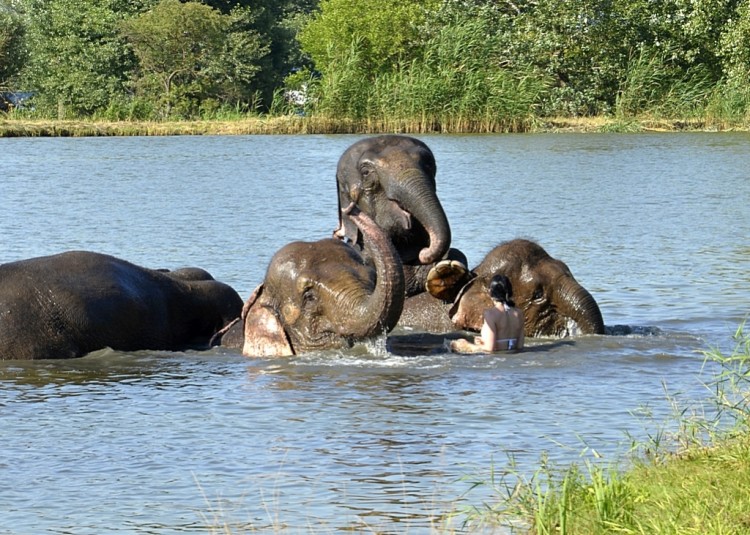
[1,114,749,137]
[463,323,750,534]
[0,115,357,137]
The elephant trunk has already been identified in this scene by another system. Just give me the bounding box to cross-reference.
[557,279,605,335]
[388,170,451,265]
[339,204,405,338]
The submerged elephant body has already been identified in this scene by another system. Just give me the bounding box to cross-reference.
[217,206,405,356]
[0,251,243,360]
[400,239,605,338]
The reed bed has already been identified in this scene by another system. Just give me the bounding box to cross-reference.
[0,116,344,137]
[4,113,747,138]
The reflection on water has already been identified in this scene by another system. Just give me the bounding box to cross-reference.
[1,133,749,533]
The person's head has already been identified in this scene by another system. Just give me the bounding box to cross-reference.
[489,274,515,307]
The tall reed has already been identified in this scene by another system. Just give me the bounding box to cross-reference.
[615,47,714,120]
[704,76,750,129]
[306,17,551,133]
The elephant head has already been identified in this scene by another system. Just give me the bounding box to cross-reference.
[222,205,405,356]
[450,239,605,337]
[334,135,452,270]
[399,239,605,338]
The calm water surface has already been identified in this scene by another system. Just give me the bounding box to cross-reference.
[1,133,749,533]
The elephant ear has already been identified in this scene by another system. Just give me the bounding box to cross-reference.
[448,277,490,332]
[241,284,294,357]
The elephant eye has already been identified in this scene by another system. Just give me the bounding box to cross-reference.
[532,287,545,301]
[297,277,317,306]
[302,288,316,304]
[359,163,377,186]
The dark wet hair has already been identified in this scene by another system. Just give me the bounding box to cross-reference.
[489,274,515,307]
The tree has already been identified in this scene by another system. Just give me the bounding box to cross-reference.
[472,0,642,115]
[719,0,750,83]
[18,0,148,117]
[299,0,439,79]
[121,0,268,117]
[121,0,227,117]
[203,5,269,110]
[0,1,26,93]
[201,0,319,109]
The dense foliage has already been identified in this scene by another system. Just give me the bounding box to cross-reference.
[0,2,26,94]
[3,0,749,127]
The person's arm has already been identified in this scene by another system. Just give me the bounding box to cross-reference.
[478,310,496,351]
[450,311,496,353]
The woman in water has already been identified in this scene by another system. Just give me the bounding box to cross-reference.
[450,274,525,353]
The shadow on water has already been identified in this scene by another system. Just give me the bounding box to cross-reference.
[606,324,664,336]
[0,348,159,389]
[0,348,242,391]
[386,330,578,357]
[0,323,677,386]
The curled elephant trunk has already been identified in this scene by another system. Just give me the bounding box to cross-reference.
[557,279,605,335]
[339,204,405,338]
[387,169,451,265]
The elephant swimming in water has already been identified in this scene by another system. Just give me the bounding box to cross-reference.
[334,134,468,297]
[214,204,405,356]
[0,251,243,360]
[399,239,605,338]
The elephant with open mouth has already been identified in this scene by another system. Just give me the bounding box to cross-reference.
[0,251,243,360]
[399,239,605,338]
[334,135,468,297]
[215,205,405,356]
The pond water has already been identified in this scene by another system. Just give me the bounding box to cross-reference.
[1,132,749,533]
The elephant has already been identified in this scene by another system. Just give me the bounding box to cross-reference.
[214,204,405,356]
[334,134,468,297]
[399,239,605,338]
[0,251,243,360]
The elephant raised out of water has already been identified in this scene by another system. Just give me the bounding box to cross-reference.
[215,205,405,356]
[399,239,605,337]
[334,134,467,297]
[0,251,243,360]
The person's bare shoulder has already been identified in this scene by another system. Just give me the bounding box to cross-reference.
[483,307,501,325]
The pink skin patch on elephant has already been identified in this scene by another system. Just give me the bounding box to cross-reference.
[242,304,294,357]
[241,284,294,357]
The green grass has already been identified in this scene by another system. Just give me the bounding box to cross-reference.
[462,322,750,534]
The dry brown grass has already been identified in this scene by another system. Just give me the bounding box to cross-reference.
[1,114,748,137]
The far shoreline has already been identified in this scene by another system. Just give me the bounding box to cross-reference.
[1,115,748,137]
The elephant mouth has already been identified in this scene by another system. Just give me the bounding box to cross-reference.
[387,199,412,231]
[533,312,584,338]
[290,328,351,353]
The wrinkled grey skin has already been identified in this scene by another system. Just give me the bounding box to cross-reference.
[399,239,605,337]
[0,251,243,360]
[217,206,405,356]
[334,135,465,296]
